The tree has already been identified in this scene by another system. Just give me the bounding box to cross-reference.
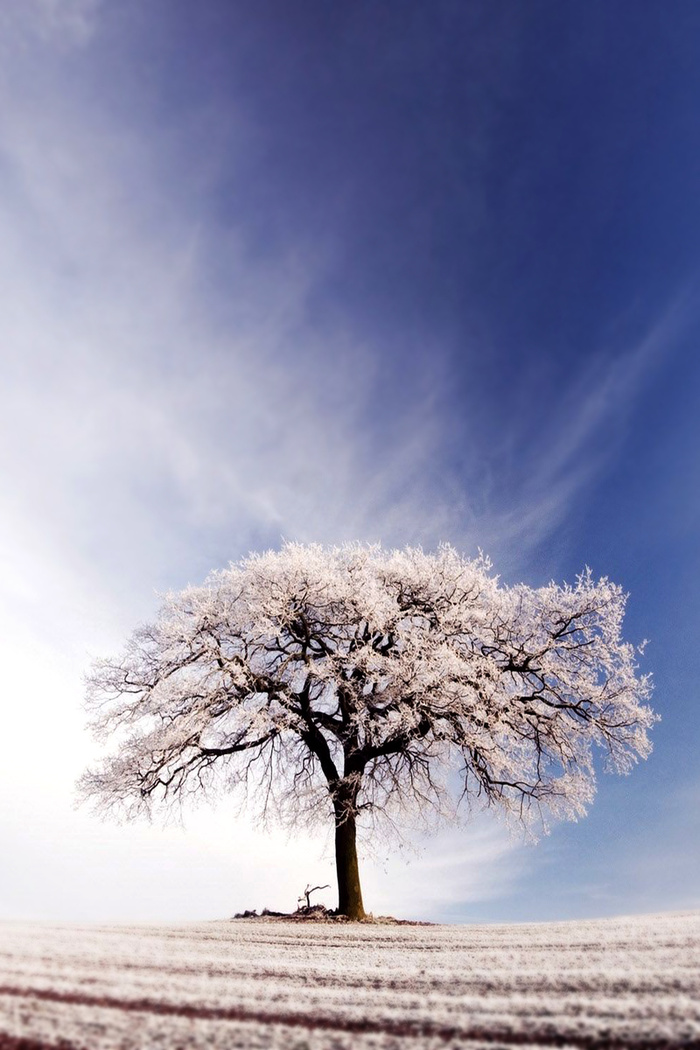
[79,543,655,920]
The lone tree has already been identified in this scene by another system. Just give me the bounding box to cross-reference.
[79,543,655,920]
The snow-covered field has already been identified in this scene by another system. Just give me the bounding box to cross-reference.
[0,911,698,1049]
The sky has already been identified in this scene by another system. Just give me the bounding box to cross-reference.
[1,0,699,925]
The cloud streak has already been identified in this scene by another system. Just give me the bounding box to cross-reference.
[2,4,687,603]
[0,0,99,49]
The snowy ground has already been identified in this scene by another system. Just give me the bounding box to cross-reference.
[0,911,698,1049]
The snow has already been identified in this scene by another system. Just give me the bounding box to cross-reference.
[0,910,698,1048]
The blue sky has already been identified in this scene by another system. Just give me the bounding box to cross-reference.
[1,0,699,923]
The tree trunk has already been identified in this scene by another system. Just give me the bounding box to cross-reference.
[334,807,365,920]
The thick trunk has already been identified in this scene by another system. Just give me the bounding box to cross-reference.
[334,806,365,920]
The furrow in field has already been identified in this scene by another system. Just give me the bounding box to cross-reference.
[1,984,700,1050]
[2,947,698,997]
[0,972,697,1038]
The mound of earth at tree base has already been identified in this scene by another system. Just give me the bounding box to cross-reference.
[231,904,434,924]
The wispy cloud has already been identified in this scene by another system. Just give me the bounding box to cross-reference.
[0,30,473,622]
[363,818,529,920]
[0,0,99,48]
[2,4,687,603]
[469,293,695,568]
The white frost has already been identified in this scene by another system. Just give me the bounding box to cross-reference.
[0,911,697,1049]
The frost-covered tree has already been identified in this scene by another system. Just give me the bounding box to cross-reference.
[79,543,655,920]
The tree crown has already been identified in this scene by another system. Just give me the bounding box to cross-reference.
[79,542,655,839]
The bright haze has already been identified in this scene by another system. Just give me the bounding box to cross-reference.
[1,0,698,925]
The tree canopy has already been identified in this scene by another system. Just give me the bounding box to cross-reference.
[79,543,655,919]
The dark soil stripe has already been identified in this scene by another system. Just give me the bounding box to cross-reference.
[1,984,699,1050]
[0,1036,76,1050]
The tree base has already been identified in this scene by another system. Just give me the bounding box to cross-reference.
[231,906,433,925]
